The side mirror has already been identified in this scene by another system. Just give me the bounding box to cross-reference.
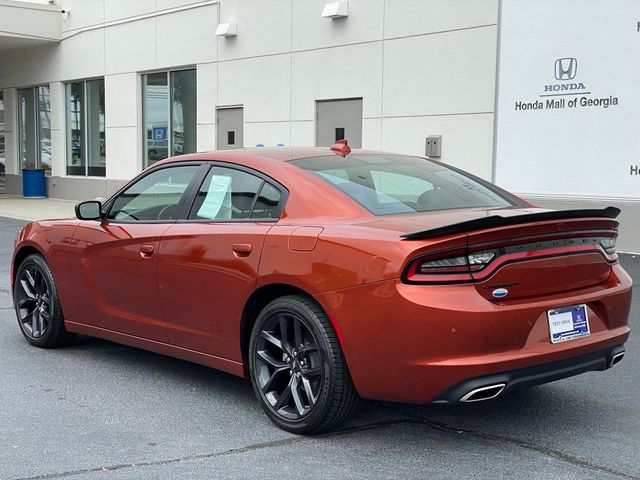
[75,200,103,221]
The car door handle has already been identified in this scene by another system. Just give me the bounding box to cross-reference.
[139,244,155,257]
[232,243,252,257]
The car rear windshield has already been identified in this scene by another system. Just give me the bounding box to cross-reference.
[290,155,515,215]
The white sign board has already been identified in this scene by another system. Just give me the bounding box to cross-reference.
[495,0,640,199]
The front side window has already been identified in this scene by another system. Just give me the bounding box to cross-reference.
[107,165,200,222]
[18,86,51,172]
[189,167,282,220]
[291,155,515,216]
[66,79,106,176]
[143,69,196,167]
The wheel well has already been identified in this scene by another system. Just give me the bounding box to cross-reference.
[240,283,314,375]
[12,246,42,283]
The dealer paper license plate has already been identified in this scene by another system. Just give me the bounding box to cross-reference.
[547,304,590,344]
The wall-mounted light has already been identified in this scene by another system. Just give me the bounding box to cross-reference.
[321,1,349,19]
[215,23,238,37]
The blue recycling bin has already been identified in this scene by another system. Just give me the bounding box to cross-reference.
[22,169,47,198]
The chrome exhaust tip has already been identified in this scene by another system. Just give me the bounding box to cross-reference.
[459,383,506,403]
[610,351,625,367]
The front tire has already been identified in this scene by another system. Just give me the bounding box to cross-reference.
[248,295,357,434]
[13,254,76,348]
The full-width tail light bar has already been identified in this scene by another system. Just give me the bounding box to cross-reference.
[403,234,618,284]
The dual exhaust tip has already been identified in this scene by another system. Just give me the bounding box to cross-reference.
[459,350,625,403]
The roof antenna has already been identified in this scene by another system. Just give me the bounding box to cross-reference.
[330,139,351,157]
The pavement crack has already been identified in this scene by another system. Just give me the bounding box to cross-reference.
[381,407,640,480]
[7,418,410,480]
[8,414,640,480]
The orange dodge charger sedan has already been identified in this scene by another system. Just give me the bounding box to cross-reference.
[12,141,631,433]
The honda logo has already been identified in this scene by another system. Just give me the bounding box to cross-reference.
[554,57,577,81]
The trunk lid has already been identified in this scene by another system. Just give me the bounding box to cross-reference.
[386,206,620,299]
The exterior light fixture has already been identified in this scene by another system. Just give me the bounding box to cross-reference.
[321,1,349,19]
[215,23,238,37]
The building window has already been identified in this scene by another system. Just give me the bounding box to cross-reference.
[18,86,51,172]
[143,69,196,167]
[0,91,5,178]
[65,79,106,176]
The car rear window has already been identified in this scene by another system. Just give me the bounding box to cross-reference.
[290,155,514,215]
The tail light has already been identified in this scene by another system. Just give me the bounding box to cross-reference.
[403,234,617,284]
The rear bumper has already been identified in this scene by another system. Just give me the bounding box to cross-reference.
[315,264,632,404]
[432,344,625,404]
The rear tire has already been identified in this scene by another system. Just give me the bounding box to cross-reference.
[13,254,76,348]
[248,295,357,434]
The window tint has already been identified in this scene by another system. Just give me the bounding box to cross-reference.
[107,165,199,221]
[189,167,264,220]
[291,155,514,215]
[251,182,282,219]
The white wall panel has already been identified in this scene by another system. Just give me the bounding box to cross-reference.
[244,122,291,149]
[105,73,137,128]
[196,62,218,125]
[218,0,291,61]
[384,0,498,39]
[59,29,105,81]
[218,54,291,122]
[105,18,156,75]
[105,126,140,180]
[104,0,156,22]
[291,42,382,121]
[383,27,497,117]
[381,113,494,179]
[362,117,382,150]
[197,123,215,151]
[292,0,384,51]
[156,5,217,68]
[290,120,314,146]
[60,0,105,33]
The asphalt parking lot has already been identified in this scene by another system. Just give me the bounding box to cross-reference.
[0,214,638,480]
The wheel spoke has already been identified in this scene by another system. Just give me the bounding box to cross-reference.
[20,279,36,299]
[260,331,282,351]
[301,376,317,405]
[290,376,305,414]
[256,349,287,369]
[25,269,36,288]
[17,297,35,309]
[303,366,322,378]
[261,366,288,394]
[298,344,318,356]
[32,311,41,337]
[273,381,293,412]
[278,315,291,352]
[293,320,303,351]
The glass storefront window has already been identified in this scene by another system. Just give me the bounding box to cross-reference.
[143,69,196,167]
[38,86,51,172]
[143,73,169,166]
[18,85,50,172]
[1,91,6,180]
[66,79,105,176]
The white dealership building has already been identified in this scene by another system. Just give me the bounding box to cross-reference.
[0,0,639,248]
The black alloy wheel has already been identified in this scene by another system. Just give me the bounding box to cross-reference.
[14,254,75,348]
[249,295,357,434]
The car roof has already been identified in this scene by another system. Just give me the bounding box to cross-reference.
[152,146,403,166]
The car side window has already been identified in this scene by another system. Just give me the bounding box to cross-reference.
[251,182,282,219]
[107,165,200,221]
[189,166,282,220]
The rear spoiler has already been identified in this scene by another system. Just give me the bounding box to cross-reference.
[400,206,621,240]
